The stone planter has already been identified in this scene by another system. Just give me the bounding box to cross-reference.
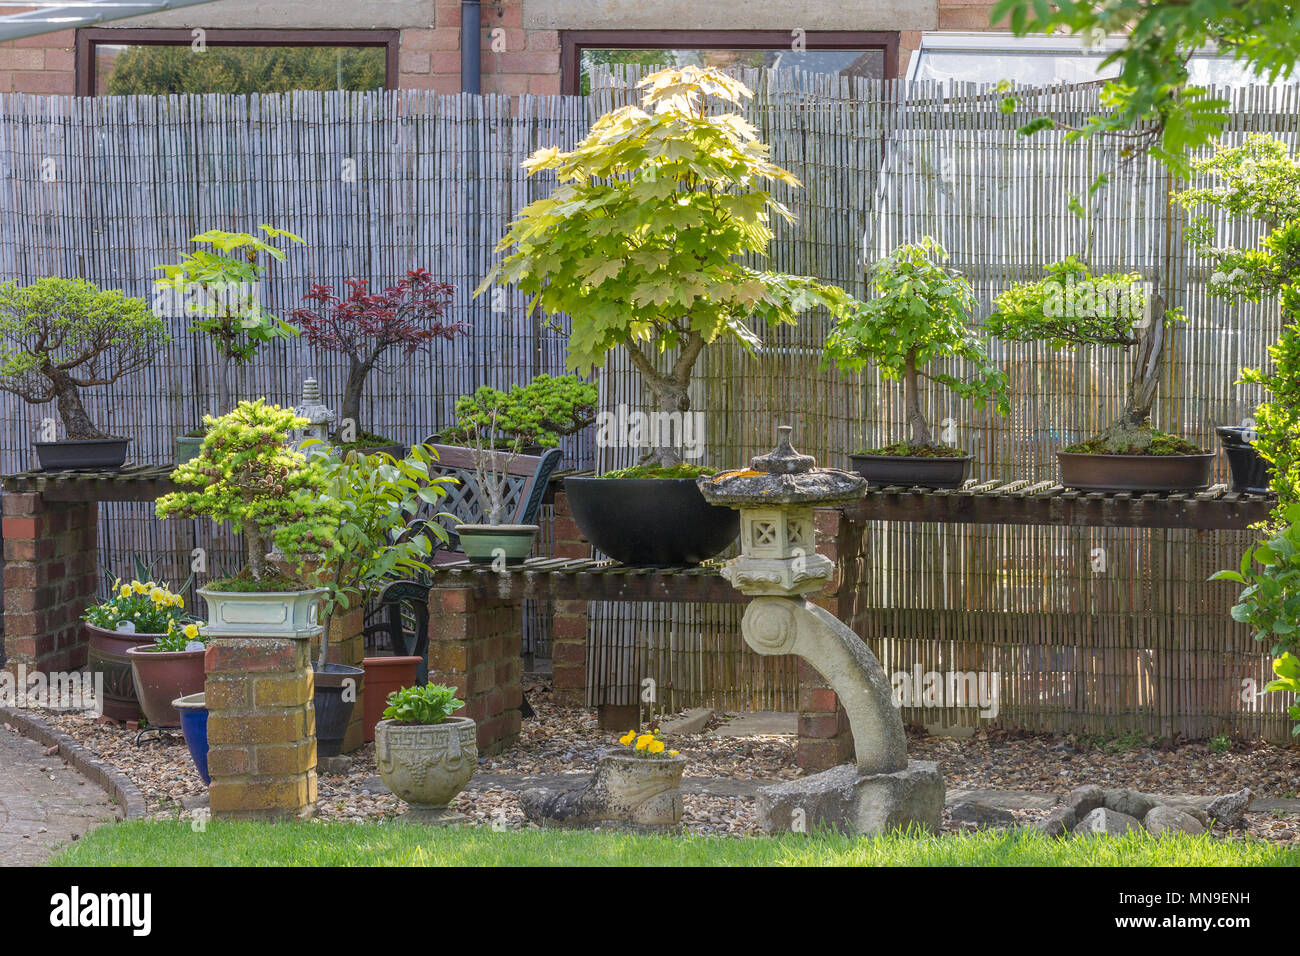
[174,433,204,465]
[85,624,155,722]
[198,586,325,636]
[375,716,478,819]
[521,751,686,830]
[457,524,539,564]
[126,644,206,728]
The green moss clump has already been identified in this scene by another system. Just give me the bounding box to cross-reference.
[856,442,968,459]
[204,571,309,593]
[1064,429,1205,456]
[332,431,399,452]
[599,463,719,480]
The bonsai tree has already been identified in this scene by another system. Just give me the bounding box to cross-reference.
[1175,135,1300,505]
[304,442,454,670]
[822,238,1008,454]
[0,277,168,440]
[154,225,304,419]
[989,257,1194,455]
[441,374,597,449]
[289,269,464,445]
[156,400,344,585]
[476,66,868,471]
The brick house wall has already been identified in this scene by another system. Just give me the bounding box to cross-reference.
[0,0,998,96]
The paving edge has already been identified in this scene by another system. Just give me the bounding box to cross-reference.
[0,706,147,821]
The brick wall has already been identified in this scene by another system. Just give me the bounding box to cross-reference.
[1,494,98,675]
[549,490,589,706]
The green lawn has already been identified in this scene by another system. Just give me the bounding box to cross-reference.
[48,821,1300,867]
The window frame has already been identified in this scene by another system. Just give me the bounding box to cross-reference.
[560,29,900,95]
[74,27,400,97]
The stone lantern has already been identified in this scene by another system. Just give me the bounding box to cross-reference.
[699,426,943,835]
[291,377,335,451]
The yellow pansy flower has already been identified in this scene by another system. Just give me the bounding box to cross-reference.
[669,750,679,757]
[173,595,185,609]
[183,623,200,641]
[618,730,637,746]
[131,581,147,595]
[119,584,132,598]
[149,587,167,604]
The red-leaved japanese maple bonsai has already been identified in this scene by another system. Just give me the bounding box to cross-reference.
[290,269,465,447]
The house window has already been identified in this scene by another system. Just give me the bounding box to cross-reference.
[75,29,399,96]
[561,30,899,95]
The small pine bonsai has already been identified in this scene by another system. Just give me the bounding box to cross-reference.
[0,277,168,440]
[156,400,344,585]
[442,374,597,449]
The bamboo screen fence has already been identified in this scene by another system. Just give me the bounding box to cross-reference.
[0,71,1294,739]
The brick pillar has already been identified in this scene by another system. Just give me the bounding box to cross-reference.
[796,508,859,772]
[2,494,98,675]
[310,605,366,754]
[427,587,522,755]
[550,490,589,706]
[205,632,318,820]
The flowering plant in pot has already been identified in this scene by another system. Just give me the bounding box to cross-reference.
[476,66,872,565]
[155,399,344,631]
[990,257,1209,492]
[439,374,597,452]
[1175,135,1300,499]
[301,442,453,752]
[289,268,465,455]
[153,225,304,462]
[822,238,1008,488]
[374,683,477,822]
[126,619,209,729]
[0,277,168,470]
[83,576,189,722]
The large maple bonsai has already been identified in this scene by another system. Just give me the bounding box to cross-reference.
[476,66,868,470]
[290,269,464,444]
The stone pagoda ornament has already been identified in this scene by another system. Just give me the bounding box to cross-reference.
[291,377,335,450]
[699,426,944,835]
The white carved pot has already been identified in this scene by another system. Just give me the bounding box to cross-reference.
[375,716,478,809]
[198,587,326,636]
[594,752,686,826]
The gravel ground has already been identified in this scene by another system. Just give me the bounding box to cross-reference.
[29,676,1300,842]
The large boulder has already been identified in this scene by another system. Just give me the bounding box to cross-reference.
[1143,805,1206,837]
[1072,807,1143,837]
[1067,784,1105,817]
[949,802,1017,829]
[1103,788,1158,820]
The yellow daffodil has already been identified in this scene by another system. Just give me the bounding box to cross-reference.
[119,584,132,598]
[618,730,637,746]
[183,623,200,641]
[635,734,653,751]
[648,740,665,754]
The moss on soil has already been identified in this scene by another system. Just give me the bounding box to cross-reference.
[203,570,310,593]
[599,463,719,479]
[856,442,968,459]
[1065,429,1205,456]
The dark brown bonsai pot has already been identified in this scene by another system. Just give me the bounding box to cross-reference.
[35,437,130,471]
[85,624,154,722]
[1057,451,1215,493]
[848,453,972,489]
[126,644,206,729]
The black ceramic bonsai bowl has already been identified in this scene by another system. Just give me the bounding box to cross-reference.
[34,437,130,471]
[848,453,972,490]
[563,477,739,566]
[1057,451,1216,492]
[1215,426,1273,495]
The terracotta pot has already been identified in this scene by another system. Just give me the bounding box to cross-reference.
[361,656,422,743]
[375,716,478,809]
[85,624,155,722]
[126,644,206,729]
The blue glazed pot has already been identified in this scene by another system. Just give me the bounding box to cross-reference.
[173,692,209,785]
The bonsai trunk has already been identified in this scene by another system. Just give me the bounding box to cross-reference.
[338,355,374,440]
[48,368,105,440]
[243,520,270,581]
[1088,300,1166,453]
[625,332,705,470]
[903,351,934,447]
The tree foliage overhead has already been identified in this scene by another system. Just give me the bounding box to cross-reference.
[476,66,870,468]
[0,276,168,440]
[102,44,385,96]
[822,237,1008,449]
[993,0,1300,175]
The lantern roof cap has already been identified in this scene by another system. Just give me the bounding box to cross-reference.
[698,426,866,507]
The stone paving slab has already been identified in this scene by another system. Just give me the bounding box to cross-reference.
[0,725,116,865]
[712,712,797,737]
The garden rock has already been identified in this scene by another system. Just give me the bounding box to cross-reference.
[758,760,944,836]
[1072,807,1143,837]
[1103,788,1157,820]
[1067,784,1105,817]
[520,752,685,830]
[1206,788,1253,828]
[948,801,1016,829]
[1143,805,1206,837]
[1037,805,1077,838]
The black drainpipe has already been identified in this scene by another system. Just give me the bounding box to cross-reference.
[461,0,481,93]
